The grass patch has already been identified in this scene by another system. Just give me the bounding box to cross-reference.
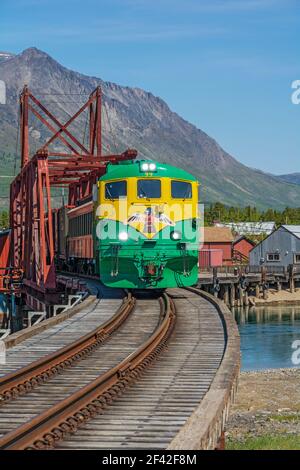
[269,414,300,423]
[227,434,300,450]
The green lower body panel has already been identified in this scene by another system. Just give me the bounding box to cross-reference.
[98,245,198,289]
[96,219,199,289]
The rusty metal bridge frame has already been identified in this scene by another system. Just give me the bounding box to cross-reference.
[9,85,137,305]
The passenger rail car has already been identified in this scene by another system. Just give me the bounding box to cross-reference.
[54,160,200,289]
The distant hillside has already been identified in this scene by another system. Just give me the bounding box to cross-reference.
[1,47,300,210]
[276,173,300,185]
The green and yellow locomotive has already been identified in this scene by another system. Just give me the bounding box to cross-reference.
[54,160,199,289]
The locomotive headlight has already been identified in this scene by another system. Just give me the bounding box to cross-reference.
[141,163,149,171]
[119,231,128,241]
[140,162,157,172]
[170,230,181,240]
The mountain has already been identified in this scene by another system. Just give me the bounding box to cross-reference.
[276,173,300,185]
[0,51,15,63]
[0,47,300,210]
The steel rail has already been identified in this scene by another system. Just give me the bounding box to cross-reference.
[0,293,175,450]
[0,293,135,404]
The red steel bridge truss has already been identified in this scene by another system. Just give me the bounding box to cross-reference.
[9,85,137,306]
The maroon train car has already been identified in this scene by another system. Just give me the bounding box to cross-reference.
[67,201,94,260]
[53,202,94,273]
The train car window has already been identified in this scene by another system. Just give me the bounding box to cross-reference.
[69,212,93,238]
[171,180,192,199]
[89,212,93,233]
[137,179,161,199]
[105,180,127,199]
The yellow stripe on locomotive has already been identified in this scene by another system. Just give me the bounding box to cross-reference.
[95,160,200,289]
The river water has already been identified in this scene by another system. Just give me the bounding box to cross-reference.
[232,305,300,371]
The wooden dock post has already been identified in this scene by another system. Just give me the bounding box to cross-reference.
[212,267,220,298]
[244,289,249,306]
[230,284,235,308]
[276,280,281,291]
[289,265,295,293]
[238,286,243,307]
[223,285,229,306]
[255,284,260,298]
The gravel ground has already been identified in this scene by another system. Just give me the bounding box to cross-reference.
[250,288,300,305]
[226,368,300,444]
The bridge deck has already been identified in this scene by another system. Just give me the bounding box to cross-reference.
[0,281,123,377]
[57,289,232,449]
[0,285,239,450]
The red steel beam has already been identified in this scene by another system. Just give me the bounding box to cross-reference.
[29,92,90,155]
[20,86,29,167]
[96,86,102,156]
[28,104,79,155]
[10,86,137,300]
[47,149,137,160]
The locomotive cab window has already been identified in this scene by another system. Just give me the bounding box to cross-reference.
[137,179,161,199]
[105,180,127,199]
[171,180,192,199]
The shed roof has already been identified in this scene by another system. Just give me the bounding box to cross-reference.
[249,224,300,254]
[282,225,300,239]
[233,235,256,246]
[204,226,234,243]
[217,221,275,235]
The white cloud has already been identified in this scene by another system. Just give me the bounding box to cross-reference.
[1,21,228,44]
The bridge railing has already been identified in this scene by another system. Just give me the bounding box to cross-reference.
[199,264,290,277]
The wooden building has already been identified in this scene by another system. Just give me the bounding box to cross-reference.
[232,236,255,263]
[249,225,300,267]
[200,227,234,266]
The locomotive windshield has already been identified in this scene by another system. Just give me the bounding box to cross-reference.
[105,180,127,199]
[137,179,161,199]
[171,180,192,199]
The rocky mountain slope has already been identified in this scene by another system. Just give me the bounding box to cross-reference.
[0,47,299,209]
[0,51,15,63]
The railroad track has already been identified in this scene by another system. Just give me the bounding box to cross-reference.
[56,287,229,450]
[0,292,134,403]
[0,284,239,450]
[0,291,175,450]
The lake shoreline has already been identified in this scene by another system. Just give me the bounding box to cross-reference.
[250,300,300,306]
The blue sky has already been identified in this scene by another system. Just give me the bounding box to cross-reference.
[1,0,300,174]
